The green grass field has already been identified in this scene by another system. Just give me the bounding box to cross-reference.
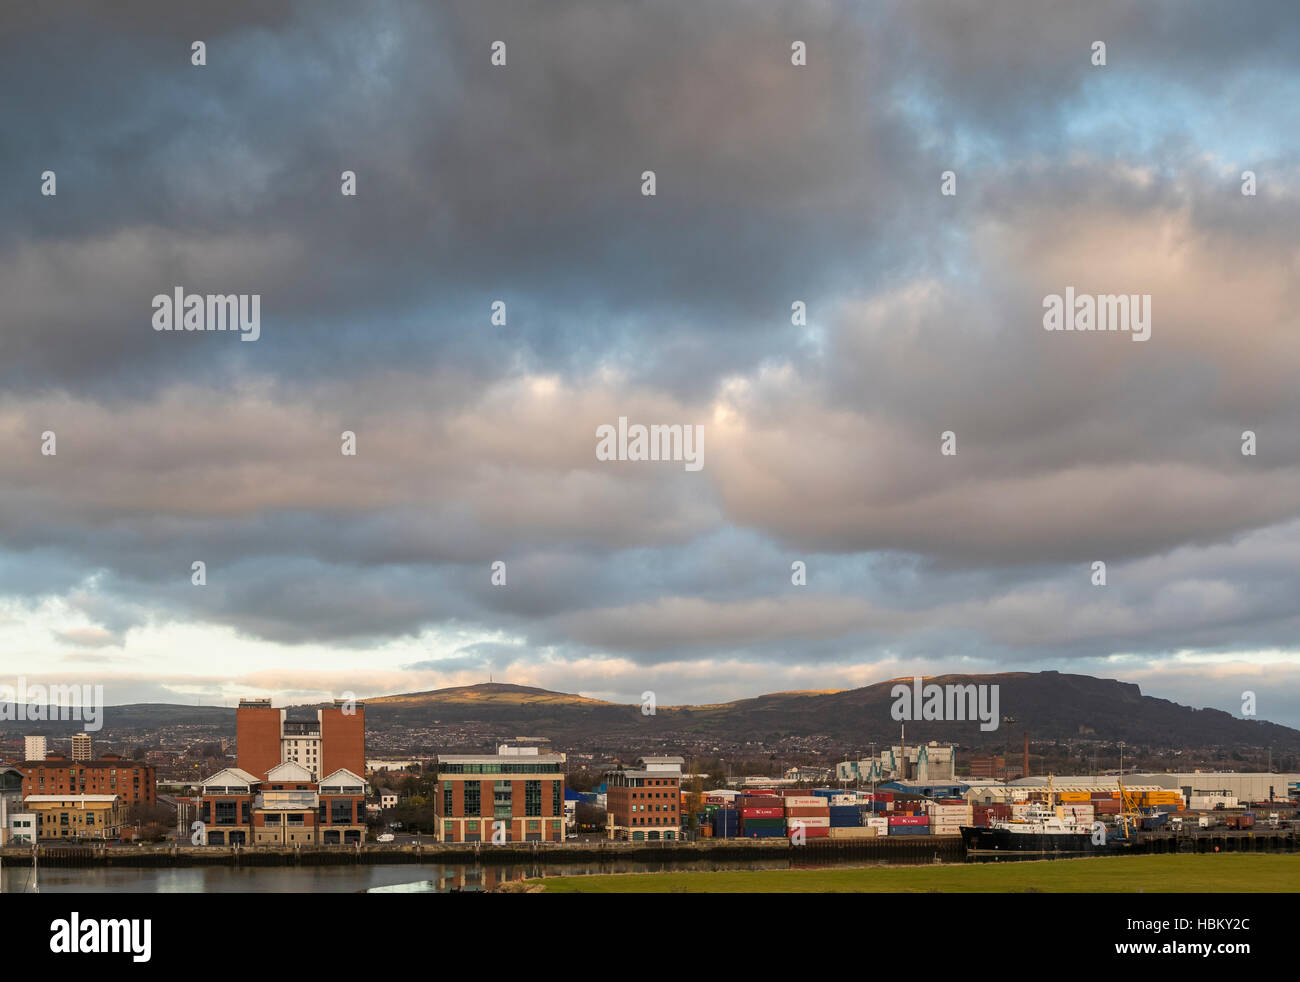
[531,853,1300,893]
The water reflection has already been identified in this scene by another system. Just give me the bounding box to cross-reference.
[0,851,1073,894]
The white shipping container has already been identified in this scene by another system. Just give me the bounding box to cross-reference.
[782,796,825,808]
[787,816,830,828]
[1190,795,1236,810]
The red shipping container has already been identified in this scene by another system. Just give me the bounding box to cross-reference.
[874,792,895,802]
[888,815,929,826]
[790,826,830,838]
[740,806,784,818]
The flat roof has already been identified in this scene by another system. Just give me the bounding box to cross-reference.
[607,769,680,779]
[437,755,565,764]
[20,759,149,768]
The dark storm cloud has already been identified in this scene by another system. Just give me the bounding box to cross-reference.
[0,0,917,398]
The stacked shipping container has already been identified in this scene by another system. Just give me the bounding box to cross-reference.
[888,815,929,836]
[740,795,787,838]
[927,800,972,835]
[784,794,830,839]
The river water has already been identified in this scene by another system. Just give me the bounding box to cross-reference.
[0,853,1049,893]
[0,857,791,893]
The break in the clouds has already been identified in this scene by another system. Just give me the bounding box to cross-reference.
[2,0,1300,724]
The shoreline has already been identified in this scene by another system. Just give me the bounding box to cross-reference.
[0,835,962,868]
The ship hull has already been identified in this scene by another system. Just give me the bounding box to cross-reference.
[960,825,1132,854]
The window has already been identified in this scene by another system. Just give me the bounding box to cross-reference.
[443,781,453,815]
[465,782,481,817]
[525,780,542,817]
[494,780,512,819]
[552,780,560,817]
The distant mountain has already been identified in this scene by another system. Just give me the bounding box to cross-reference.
[368,682,611,708]
[0,702,233,735]
[362,671,1300,751]
[3,673,1296,752]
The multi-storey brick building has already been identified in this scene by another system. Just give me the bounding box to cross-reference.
[605,756,683,841]
[434,745,565,843]
[967,755,1008,780]
[18,753,156,807]
[236,698,365,781]
[197,697,368,845]
[197,763,367,846]
[25,794,125,840]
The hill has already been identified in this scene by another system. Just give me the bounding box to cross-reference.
[4,673,1296,752]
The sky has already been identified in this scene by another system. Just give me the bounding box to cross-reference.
[2,1,1299,726]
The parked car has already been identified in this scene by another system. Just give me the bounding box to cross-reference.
[377,833,395,843]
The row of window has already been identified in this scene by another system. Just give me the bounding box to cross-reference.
[612,777,678,788]
[441,780,562,817]
[200,800,363,825]
[36,812,116,826]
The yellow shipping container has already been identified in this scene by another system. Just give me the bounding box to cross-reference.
[828,826,877,839]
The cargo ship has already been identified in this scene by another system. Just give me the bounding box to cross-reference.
[960,777,1138,855]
